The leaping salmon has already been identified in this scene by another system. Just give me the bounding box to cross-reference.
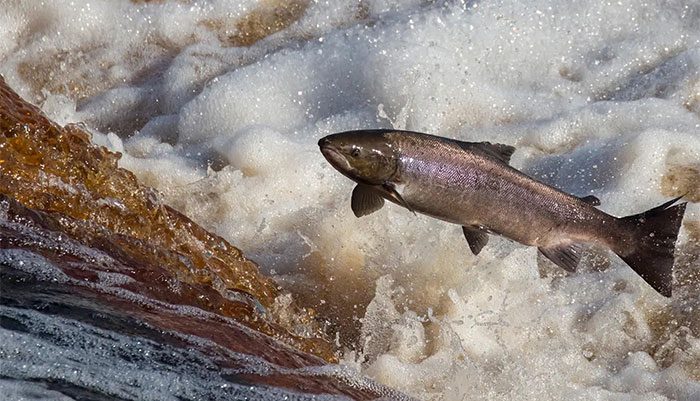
[318,129,687,297]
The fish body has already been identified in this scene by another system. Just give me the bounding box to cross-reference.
[318,129,687,297]
[381,132,618,247]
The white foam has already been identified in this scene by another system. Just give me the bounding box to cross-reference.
[2,1,700,400]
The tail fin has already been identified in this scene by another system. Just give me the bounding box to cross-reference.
[615,197,687,297]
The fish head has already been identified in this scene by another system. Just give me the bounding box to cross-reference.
[318,130,398,185]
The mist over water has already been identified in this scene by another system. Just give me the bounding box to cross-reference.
[2,1,700,400]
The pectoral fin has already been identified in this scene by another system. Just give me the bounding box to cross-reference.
[351,184,384,217]
[462,226,489,255]
[539,243,583,272]
[383,182,415,215]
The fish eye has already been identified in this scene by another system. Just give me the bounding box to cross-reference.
[350,147,361,157]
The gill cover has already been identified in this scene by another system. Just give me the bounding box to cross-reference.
[318,130,399,185]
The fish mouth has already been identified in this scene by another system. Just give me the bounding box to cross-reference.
[318,138,352,174]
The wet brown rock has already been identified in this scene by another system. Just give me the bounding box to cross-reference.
[0,75,335,360]
[0,195,410,399]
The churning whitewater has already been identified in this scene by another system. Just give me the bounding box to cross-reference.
[1,1,700,400]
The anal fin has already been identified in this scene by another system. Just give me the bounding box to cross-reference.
[351,184,384,217]
[539,243,583,272]
[462,226,489,255]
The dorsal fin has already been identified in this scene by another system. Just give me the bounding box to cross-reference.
[453,140,516,164]
[579,195,601,206]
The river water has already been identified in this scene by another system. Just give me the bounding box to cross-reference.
[1,1,700,400]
